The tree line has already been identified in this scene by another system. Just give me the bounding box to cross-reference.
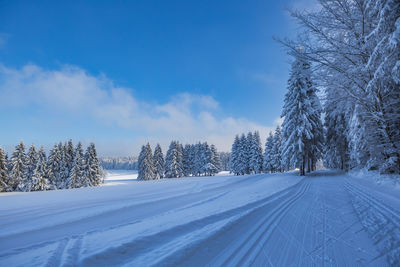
[137,141,221,180]
[0,140,103,192]
[99,156,138,170]
[229,129,288,176]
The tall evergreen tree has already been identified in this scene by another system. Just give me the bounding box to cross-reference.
[281,52,322,176]
[138,143,155,180]
[10,141,28,191]
[69,142,85,188]
[47,144,62,188]
[0,148,9,192]
[84,143,101,186]
[177,143,184,177]
[210,144,221,175]
[27,145,39,187]
[57,141,68,188]
[238,134,248,175]
[188,144,196,176]
[63,139,75,187]
[250,131,263,174]
[244,132,253,174]
[200,142,213,176]
[31,147,50,191]
[182,144,192,177]
[271,126,283,172]
[165,141,183,178]
[193,142,203,176]
[153,144,165,179]
[263,132,274,173]
[230,135,241,175]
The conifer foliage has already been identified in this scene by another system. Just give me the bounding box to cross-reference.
[136,140,221,180]
[0,148,9,192]
[230,131,265,175]
[281,52,323,176]
[138,143,155,181]
[0,140,103,192]
[263,132,275,173]
[153,144,165,179]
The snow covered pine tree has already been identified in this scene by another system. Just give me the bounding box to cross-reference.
[138,143,155,180]
[281,51,323,176]
[153,144,165,179]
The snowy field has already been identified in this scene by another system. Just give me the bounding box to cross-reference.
[1,171,400,266]
[104,170,138,182]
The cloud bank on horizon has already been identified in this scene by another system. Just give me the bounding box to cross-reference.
[0,63,280,156]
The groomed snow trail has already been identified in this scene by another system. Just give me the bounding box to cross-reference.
[0,171,398,266]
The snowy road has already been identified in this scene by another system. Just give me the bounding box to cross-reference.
[0,171,399,266]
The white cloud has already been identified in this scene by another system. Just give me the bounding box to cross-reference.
[0,63,277,155]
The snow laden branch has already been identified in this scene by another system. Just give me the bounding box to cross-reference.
[276,0,400,174]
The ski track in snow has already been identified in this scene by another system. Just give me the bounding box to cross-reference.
[0,171,399,266]
[345,179,400,266]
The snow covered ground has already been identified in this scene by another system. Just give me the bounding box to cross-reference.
[104,169,138,182]
[0,170,399,266]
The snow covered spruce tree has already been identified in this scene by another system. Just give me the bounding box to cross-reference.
[1,140,102,191]
[280,0,400,174]
[182,144,191,177]
[271,126,283,172]
[57,142,69,188]
[0,148,9,192]
[138,143,155,181]
[249,131,263,174]
[9,141,29,191]
[69,142,85,188]
[153,144,165,179]
[238,134,249,175]
[165,141,184,178]
[193,142,204,176]
[230,132,264,175]
[63,139,75,187]
[26,144,39,189]
[263,132,274,173]
[210,144,221,175]
[84,143,102,186]
[281,51,323,176]
[47,144,62,188]
[31,146,50,191]
[230,135,241,175]
[188,144,197,175]
[200,142,213,176]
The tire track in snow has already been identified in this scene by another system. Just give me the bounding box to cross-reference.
[79,179,306,266]
[60,236,83,267]
[157,180,309,267]
[345,179,400,266]
[0,174,267,242]
[45,238,69,267]
[221,181,310,266]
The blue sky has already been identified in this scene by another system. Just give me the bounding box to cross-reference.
[0,0,311,156]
